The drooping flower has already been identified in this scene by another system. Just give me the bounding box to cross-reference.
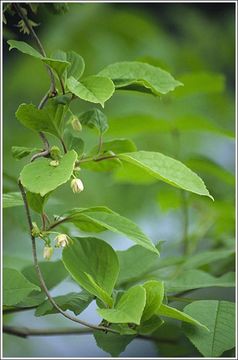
[55,233,69,248]
[71,178,84,193]
[43,246,54,260]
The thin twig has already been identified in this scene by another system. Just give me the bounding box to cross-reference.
[3,325,177,344]
[17,180,118,334]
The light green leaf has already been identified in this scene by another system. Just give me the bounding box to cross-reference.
[63,207,159,254]
[84,272,113,307]
[97,285,146,325]
[8,40,71,79]
[67,75,115,107]
[62,237,119,306]
[52,50,85,80]
[16,292,46,308]
[142,280,164,321]
[11,146,40,160]
[66,51,85,80]
[182,249,234,270]
[3,268,40,306]
[165,270,235,293]
[35,291,94,316]
[16,97,69,138]
[26,192,50,214]
[3,192,23,208]
[158,304,207,329]
[114,161,156,184]
[117,245,159,286]
[20,150,77,196]
[22,260,68,290]
[90,138,137,155]
[78,108,108,135]
[183,300,235,357]
[98,61,182,95]
[93,330,134,357]
[8,39,42,59]
[119,151,213,199]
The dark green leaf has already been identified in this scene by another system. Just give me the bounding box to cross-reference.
[26,192,50,214]
[78,108,108,135]
[62,237,119,306]
[11,146,40,160]
[35,291,94,316]
[22,260,68,290]
[93,330,135,357]
[3,268,40,306]
[183,300,235,357]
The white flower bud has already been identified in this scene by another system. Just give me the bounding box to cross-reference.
[43,246,54,260]
[71,178,84,193]
[55,233,69,248]
[71,116,82,132]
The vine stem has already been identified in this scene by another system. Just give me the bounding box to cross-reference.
[17,180,118,334]
[3,325,177,344]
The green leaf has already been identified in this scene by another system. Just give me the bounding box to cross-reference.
[35,291,94,316]
[165,270,235,293]
[66,51,85,80]
[20,150,77,196]
[16,292,46,308]
[22,260,68,290]
[117,245,159,285]
[158,304,207,329]
[3,268,40,306]
[93,330,135,357]
[64,129,84,155]
[183,300,235,357]
[78,108,108,135]
[42,57,70,78]
[11,146,40,160]
[98,61,183,95]
[67,75,115,107]
[63,207,159,254]
[119,151,213,199]
[142,280,164,321]
[182,249,234,270]
[84,272,114,307]
[26,192,49,214]
[8,40,71,79]
[97,285,146,325]
[62,237,119,306]
[16,98,69,138]
[3,192,23,208]
[138,315,164,335]
[90,138,137,155]
[8,39,42,59]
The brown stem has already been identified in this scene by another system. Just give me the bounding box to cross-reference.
[3,325,177,344]
[17,180,118,334]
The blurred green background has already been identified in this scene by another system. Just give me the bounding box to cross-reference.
[3,2,235,357]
